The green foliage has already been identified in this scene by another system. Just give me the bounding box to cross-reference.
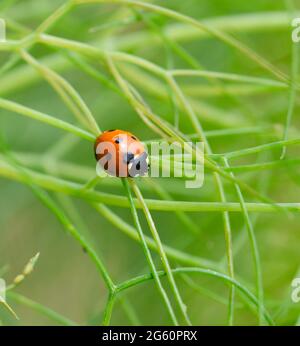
[0,0,300,325]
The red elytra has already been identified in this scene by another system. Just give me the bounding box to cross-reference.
[94,129,149,177]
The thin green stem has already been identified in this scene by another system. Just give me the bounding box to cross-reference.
[0,97,95,142]
[7,292,77,326]
[145,178,199,235]
[280,12,299,159]
[20,49,101,135]
[116,267,274,326]
[76,0,289,83]
[122,178,179,325]
[223,138,300,160]
[102,292,116,326]
[0,149,115,293]
[129,179,192,325]
[35,0,75,35]
[92,203,219,270]
[171,69,287,89]
[223,157,264,325]
[1,159,300,213]
[118,296,141,326]
[33,33,295,209]
[166,73,235,325]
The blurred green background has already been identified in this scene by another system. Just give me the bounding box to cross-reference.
[0,0,300,325]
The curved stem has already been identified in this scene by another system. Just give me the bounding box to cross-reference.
[116,267,274,326]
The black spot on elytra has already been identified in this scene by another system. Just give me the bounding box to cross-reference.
[124,152,134,164]
[101,152,112,171]
[115,137,124,144]
[128,152,149,177]
[131,135,137,140]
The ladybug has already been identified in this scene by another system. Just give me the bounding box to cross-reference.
[94,129,149,177]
